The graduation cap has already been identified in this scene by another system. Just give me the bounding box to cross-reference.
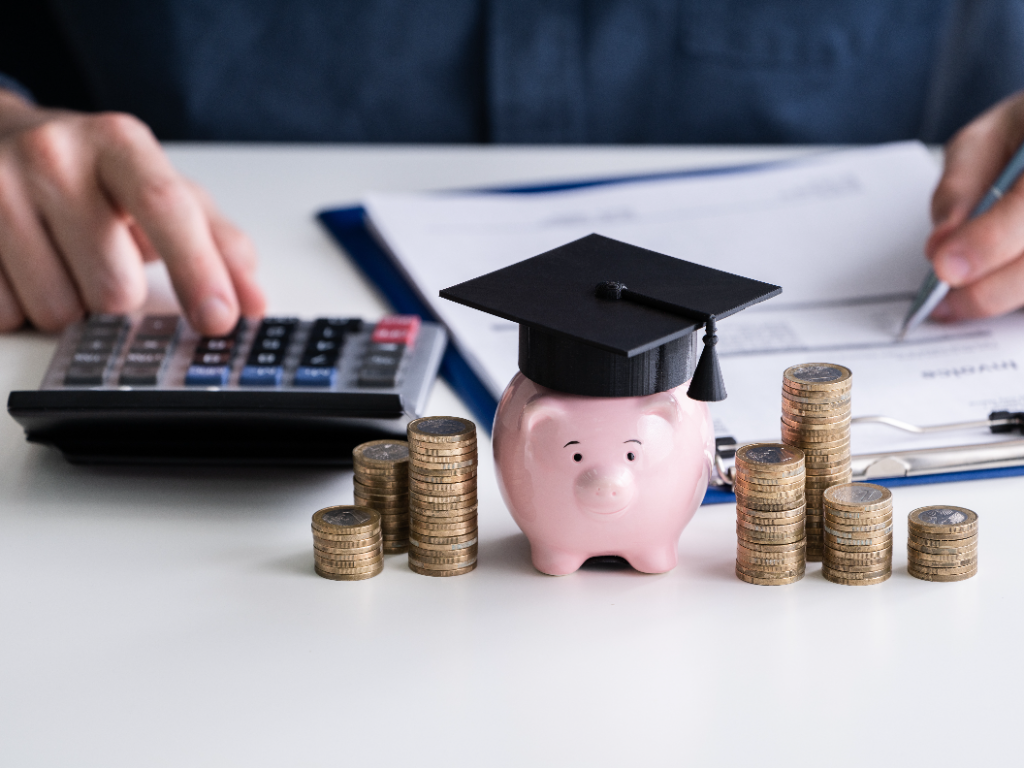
[439,234,781,401]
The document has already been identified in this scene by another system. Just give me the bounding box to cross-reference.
[363,142,1024,456]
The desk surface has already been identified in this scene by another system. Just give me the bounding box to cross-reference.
[1,145,1017,767]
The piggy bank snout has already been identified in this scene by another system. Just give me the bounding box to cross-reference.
[574,465,635,515]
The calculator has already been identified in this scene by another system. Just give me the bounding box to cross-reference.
[7,312,447,465]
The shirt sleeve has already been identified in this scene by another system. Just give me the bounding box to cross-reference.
[0,72,35,103]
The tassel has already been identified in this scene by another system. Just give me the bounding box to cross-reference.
[687,316,727,402]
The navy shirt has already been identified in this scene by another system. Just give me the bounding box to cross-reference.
[9,0,1024,143]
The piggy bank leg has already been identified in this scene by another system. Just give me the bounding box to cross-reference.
[622,545,678,575]
[530,543,589,576]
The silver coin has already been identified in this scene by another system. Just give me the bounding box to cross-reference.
[742,444,803,466]
[916,507,970,526]
[322,508,373,528]
[360,442,410,461]
[415,417,472,436]
[827,483,885,505]
[788,363,846,383]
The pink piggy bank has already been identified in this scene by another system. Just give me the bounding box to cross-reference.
[493,372,715,576]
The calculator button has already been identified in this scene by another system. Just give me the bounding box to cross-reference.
[125,351,166,366]
[185,365,231,387]
[239,365,283,387]
[77,337,117,353]
[196,337,235,353]
[371,315,420,347]
[64,364,107,386]
[72,351,110,366]
[293,366,337,387]
[135,315,179,338]
[131,337,169,352]
[357,365,399,387]
[118,365,161,386]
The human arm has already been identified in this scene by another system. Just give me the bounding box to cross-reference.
[0,87,264,333]
[927,91,1024,320]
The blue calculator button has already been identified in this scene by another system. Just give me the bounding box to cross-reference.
[240,365,283,387]
[293,366,336,387]
[186,365,230,387]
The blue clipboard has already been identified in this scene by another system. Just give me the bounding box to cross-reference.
[317,163,1024,505]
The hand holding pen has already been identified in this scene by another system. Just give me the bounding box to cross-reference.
[915,92,1024,328]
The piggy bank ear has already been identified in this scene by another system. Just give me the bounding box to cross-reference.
[639,391,680,424]
[521,395,567,434]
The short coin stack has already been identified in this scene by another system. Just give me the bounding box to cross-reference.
[780,362,853,562]
[733,443,807,585]
[312,505,384,581]
[907,506,979,582]
[407,416,479,576]
[822,483,893,585]
[352,439,411,554]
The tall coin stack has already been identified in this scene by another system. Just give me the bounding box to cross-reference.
[822,483,893,585]
[733,443,807,586]
[780,362,853,562]
[312,505,384,581]
[407,416,479,577]
[907,506,979,582]
[353,439,411,554]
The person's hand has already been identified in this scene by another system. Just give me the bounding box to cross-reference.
[0,89,265,334]
[927,90,1024,321]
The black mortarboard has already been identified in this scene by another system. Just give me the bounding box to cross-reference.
[439,234,781,400]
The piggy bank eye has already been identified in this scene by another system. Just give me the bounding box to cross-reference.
[573,453,583,462]
[626,452,636,461]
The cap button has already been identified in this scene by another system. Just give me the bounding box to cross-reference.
[596,281,627,299]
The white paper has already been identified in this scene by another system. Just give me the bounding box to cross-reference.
[364,142,1024,455]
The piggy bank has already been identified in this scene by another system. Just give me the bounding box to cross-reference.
[493,372,715,575]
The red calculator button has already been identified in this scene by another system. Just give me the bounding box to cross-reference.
[371,315,420,347]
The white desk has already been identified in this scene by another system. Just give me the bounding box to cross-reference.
[1,145,1018,767]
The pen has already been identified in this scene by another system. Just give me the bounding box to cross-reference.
[898,140,1024,339]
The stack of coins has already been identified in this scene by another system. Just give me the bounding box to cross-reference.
[907,506,979,582]
[822,483,893,585]
[311,505,384,581]
[407,416,479,577]
[780,362,853,562]
[733,443,807,585]
[352,439,411,554]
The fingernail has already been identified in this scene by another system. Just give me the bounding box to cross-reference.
[938,250,971,284]
[195,295,234,333]
[930,298,954,321]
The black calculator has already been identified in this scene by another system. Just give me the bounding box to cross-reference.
[7,312,447,465]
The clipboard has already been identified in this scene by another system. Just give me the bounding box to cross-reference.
[317,162,1024,505]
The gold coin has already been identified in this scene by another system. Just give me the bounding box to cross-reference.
[733,497,810,512]
[409,560,477,577]
[411,536,479,552]
[907,538,977,556]
[409,506,478,521]
[736,527,804,545]
[735,502,806,520]
[822,557,892,574]
[352,439,410,467]
[907,566,977,582]
[409,546,479,563]
[824,516,893,535]
[823,534,892,552]
[408,442,478,457]
[794,443,851,457]
[409,553,478,569]
[407,416,476,444]
[410,530,479,545]
[411,524,478,539]
[353,473,408,487]
[735,537,806,553]
[311,526,380,544]
[737,510,805,528]
[735,564,805,581]
[822,568,890,586]
[781,425,851,444]
[823,547,891,565]
[907,560,978,576]
[315,564,382,581]
[733,473,805,491]
[409,474,478,490]
[314,550,384,566]
[781,402,852,418]
[781,389,852,406]
[314,557,385,575]
[314,539,383,555]
[781,414,852,432]
[908,552,978,568]
[383,545,410,554]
